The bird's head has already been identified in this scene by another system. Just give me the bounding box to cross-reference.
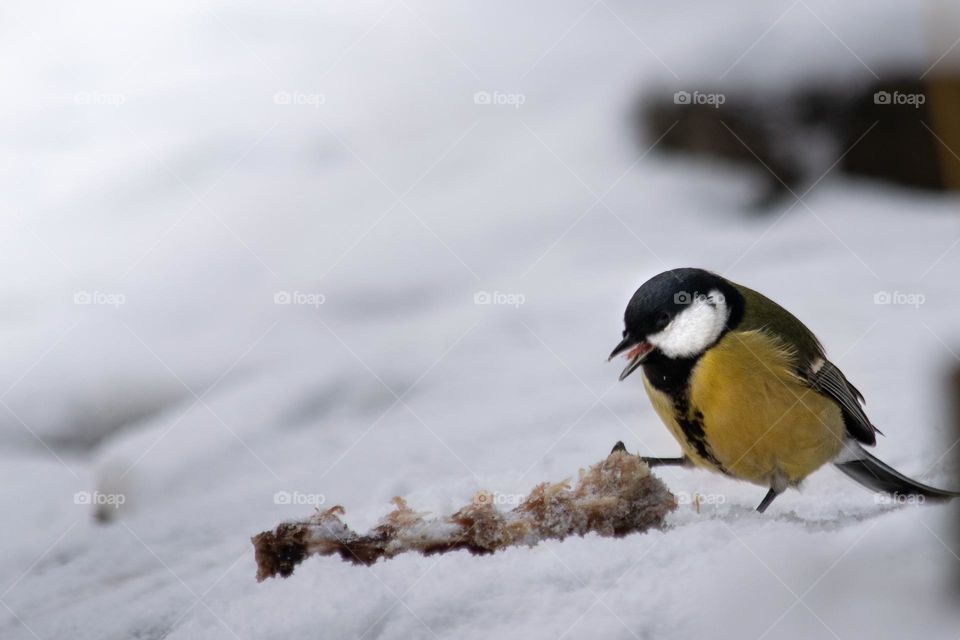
[609,268,743,380]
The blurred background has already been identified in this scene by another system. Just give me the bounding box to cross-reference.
[2,1,960,638]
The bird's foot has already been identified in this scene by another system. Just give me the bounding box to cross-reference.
[642,456,690,467]
[609,442,689,467]
[755,487,783,514]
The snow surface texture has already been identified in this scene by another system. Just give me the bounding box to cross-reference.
[2,0,960,639]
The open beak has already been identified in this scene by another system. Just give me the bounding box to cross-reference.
[608,337,653,381]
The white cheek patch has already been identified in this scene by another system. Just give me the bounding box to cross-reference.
[647,289,729,359]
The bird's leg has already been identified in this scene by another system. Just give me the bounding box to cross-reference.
[609,441,689,467]
[755,487,782,513]
[642,456,690,467]
[756,472,789,513]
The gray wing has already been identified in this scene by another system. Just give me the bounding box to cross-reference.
[804,359,878,446]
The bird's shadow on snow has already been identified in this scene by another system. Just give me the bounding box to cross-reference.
[665,501,909,532]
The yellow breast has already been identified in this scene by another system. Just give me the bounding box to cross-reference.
[643,329,846,487]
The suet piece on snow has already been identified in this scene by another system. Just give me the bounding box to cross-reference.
[252,449,676,581]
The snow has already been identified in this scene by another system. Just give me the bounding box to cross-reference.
[2,1,960,638]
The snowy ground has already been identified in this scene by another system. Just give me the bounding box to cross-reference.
[3,1,960,638]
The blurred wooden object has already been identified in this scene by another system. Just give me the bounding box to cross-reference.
[925,1,960,190]
[928,77,960,190]
[952,362,960,594]
[637,73,960,206]
[840,78,948,191]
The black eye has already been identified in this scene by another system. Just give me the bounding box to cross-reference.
[655,311,670,329]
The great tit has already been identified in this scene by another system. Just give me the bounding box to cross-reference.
[609,267,958,513]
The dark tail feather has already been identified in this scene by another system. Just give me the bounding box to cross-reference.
[834,444,959,500]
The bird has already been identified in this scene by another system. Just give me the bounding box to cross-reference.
[608,267,958,513]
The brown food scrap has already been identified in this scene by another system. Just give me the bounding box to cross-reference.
[252,450,676,581]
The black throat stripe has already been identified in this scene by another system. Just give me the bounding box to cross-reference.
[642,352,728,474]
